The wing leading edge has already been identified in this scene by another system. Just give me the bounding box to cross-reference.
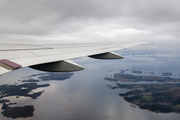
[0,42,152,75]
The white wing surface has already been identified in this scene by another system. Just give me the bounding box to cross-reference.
[0,42,151,75]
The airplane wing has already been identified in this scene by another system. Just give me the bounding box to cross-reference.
[0,41,151,75]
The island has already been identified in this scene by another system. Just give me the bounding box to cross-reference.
[104,73,180,82]
[38,72,74,81]
[21,79,40,82]
[0,99,10,103]
[118,83,180,113]
[131,70,143,74]
[162,72,173,76]
[0,72,75,119]
[105,70,180,113]
[0,83,50,99]
[24,72,74,81]
[1,104,34,119]
[0,83,50,119]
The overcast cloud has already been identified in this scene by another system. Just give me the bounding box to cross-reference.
[0,0,180,45]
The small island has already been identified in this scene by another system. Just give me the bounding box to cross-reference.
[1,103,34,119]
[24,72,74,81]
[22,79,40,82]
[38,72,74,81]
[0,83,50,99]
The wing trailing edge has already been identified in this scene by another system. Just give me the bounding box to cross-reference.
[0,42,152,75]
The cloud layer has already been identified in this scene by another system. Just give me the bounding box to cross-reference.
[0,0,180,44]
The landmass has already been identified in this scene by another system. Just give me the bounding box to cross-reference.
[104,73,180,82]
[131,70,143,74]
[117,83,180,113]
[21,79,40,82]
[38,73,74,81]
[119,70,125,74]
[0,99,10,103]
[148,72,156,75]
[1,104,34,119]
[105,70,180,113]
[0,83,50,99]
[0,83,49,118]
[24,72,74,81]
[162,72,173,76]
[0,72,74,119]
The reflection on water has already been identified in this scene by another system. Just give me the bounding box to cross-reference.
[0,67,180,120]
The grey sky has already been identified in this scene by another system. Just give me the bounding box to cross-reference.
[0,0,180,44]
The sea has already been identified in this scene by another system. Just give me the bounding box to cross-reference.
[0,42,180,120]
